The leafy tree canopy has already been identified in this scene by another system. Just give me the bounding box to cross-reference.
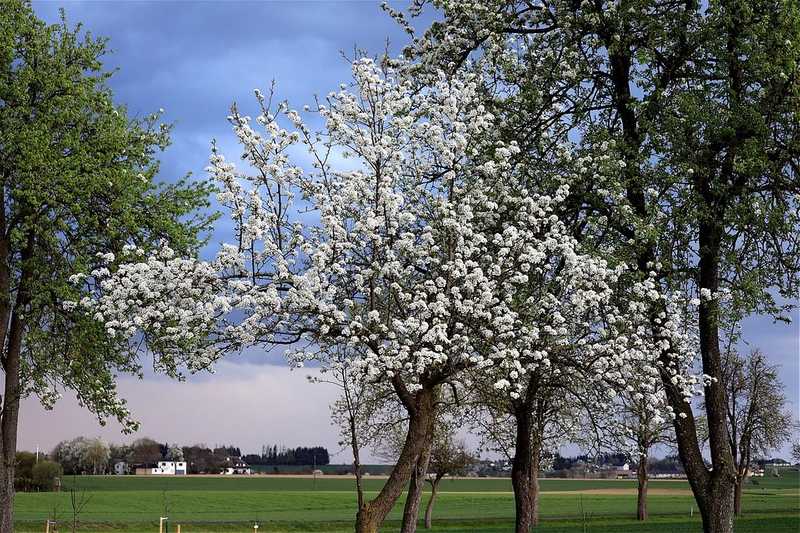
[0,1,216,433]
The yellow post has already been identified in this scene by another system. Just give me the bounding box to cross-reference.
[45,519,50,533]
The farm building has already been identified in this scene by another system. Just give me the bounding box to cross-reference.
[135,461,187,475]
[600,463,635,480]
[223,457,251,475]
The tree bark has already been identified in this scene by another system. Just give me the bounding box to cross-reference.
[0,392,18,533]
[530,442,541,527]
[511,403,534,533]
[694,218,736,533]
[701,475,735,533]
[636,455,648,521]
[0,237,32,533]
[423,477,441,529]
[400,429,433,533]
[355,386,435,533]
[0,307,26,533]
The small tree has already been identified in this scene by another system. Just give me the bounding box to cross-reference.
[13,452,36,492]
[31,461,62,491]
[166,445,184,462]
[471,378,587,531]
[83,439,109,475]
[67,478,90,533]
[721,348,792,515]
[602,368,674,521]
[423,433,475,529]
[316,350,395,512]
[130,438,163,465]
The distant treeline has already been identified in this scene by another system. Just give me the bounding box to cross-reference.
[49,436,330,475]
[243,445,330,466]
[551,452,630,471]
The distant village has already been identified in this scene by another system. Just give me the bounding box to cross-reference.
[122,458,251,476]
[13,433,797,499]
[41,436,795,479]
[115,455,797,479]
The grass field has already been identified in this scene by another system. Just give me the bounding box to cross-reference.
[14,470,799,532]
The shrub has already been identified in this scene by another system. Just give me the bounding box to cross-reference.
[32,461,62,491]
[14,451,37,491]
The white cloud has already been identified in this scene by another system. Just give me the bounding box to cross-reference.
[19,362,370,462]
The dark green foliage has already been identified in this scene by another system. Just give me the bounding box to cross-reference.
[244,445,331,466]
[30,461,61,491]
[13,453,60,492]
[12,453,35,492]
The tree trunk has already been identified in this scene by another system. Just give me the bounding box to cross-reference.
[0,258,29,533]
[423,477,441,529]
[695,219,736,533]
[530,439,541,527]
[699,475,735,533]
[400,430,433,533]
[355,386,435,533]
[636,456,648,521]
[0,440,14,533]
[511,404,534,533]
[0,232,17,533]
[0,315,24,533]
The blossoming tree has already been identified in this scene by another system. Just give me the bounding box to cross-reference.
[80,57,514,532]
[465,179,633,532]
[80,52,650,533]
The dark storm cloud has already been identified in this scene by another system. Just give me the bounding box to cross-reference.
[35,1,417,243]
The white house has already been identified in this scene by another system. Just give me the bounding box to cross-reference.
[222,457,251,475]
[136,461,187,475]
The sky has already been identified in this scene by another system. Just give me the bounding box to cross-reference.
[20,1,800,464]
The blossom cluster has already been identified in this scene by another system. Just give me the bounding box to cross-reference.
[73,56,691,413]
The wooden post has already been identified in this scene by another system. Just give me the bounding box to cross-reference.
[176,525,181,533]
[159,516,168,533]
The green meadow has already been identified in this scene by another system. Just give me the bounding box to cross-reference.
[15,471,799,532]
